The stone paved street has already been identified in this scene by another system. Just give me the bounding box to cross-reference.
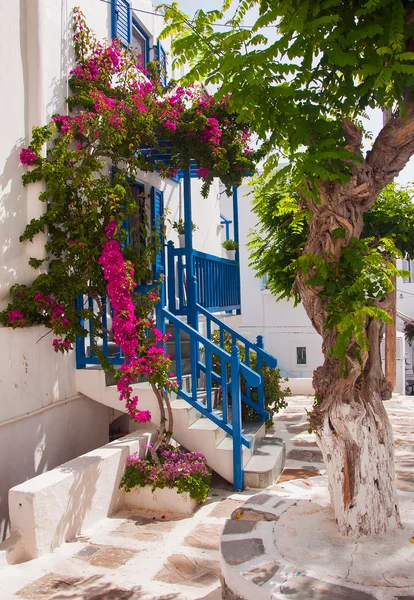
[0,394,412,599]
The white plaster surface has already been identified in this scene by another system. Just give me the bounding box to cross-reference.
[125,485,198,517]
[6,431,154,562]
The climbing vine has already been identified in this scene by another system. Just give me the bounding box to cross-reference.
[0,8,254,429]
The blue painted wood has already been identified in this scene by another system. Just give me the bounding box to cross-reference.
[112,0,132,45]
[155,40,167,86]
[88,297,95,359]
[151,187,164,276]
[206,348,212,412]
[196,304,277,369]
[174,325,182,386]
[221,354,228,424]
[102,296,108,358]
[176,388,251,448]
[256,335,265,418]
[231,345,243,491]
[167,241,175,313]
[183,168,197,328]
[75,295,86,369]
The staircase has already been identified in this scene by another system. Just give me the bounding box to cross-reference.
[76,296,285,490]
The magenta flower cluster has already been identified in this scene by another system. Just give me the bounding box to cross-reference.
[52,338,73,353]
[20,148,38,165]
[33,292,73,352]
[196,167,210,179]
[99,221,176,422]
[7,310,27,327]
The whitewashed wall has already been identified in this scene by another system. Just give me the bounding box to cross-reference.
[0,0,223,538]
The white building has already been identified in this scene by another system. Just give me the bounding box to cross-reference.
[0,0,226,539]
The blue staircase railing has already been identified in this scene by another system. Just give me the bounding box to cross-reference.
[162,307,262,490]
[167,241,241,315]
[195,303,277,420]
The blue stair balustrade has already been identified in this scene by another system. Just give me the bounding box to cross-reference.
[195,303,277,421]
[167,241,241,315]
[161,306,262,491]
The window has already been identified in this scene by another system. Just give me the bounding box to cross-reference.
[296,347,307,365]
[111,0,150,66]
[111,0,131,46]
[132,19,150,65]
[403,259,413,283]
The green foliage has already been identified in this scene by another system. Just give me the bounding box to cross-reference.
[404,322,414,346]
[171,219,197,234]
[1,9,254,359]
[211,330,289,428]
[222,239,239,250]
[248,176,414,367]
[161,0,414,191]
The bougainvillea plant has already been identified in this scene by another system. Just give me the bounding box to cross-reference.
[0,8,254,450]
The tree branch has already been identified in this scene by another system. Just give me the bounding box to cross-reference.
[365,103,414,197]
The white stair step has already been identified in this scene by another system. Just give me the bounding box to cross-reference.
[188,417,227,445]
[244,435,285,489]
[170,399,201,426]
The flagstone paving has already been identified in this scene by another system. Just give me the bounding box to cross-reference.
[0,394,412,599]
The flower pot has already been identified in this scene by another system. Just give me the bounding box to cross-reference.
[178,234,185,248]
[124,485,198,516]
[225,249,236,260]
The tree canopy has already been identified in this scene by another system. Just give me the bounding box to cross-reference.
[161,0,414,192]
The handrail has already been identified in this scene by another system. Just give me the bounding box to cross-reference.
[162,306,265,490]
[162,308,261,388]
[196,303,277,369]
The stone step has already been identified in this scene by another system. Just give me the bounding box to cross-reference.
[244,434,286,488]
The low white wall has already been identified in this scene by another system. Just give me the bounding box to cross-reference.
[0,394,110,542]
[282,378,315,397]
[7,431,154,563]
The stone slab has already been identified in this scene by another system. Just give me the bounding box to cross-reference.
[16,573,82,599]
[185,523,222,550]
[221,538,265,565]
[280,575,376,600]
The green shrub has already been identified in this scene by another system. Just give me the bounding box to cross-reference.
[211,331,289,428]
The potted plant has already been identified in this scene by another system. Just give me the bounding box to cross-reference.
[222,239,239,260]
[120,444,212,515]
[172,219,198,247]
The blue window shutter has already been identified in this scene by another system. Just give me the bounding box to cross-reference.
[112,0,131,45]
[156,40,167,87]
[151,187,165,278]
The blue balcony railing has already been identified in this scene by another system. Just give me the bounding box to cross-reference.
[167,241,240,315]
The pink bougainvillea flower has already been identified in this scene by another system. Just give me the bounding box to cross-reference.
[196,167,210,179]
[163,120,177,132]
[20,148,38,165]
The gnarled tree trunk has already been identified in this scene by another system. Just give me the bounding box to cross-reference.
[293,115,414,536]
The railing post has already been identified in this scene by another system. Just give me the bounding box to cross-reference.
[231,345,244,491]
[155,266,166,337]
[256,335,265,419]
[232,185,241,316]
[75,295,86,369]
[167,241,175,313]
[183,167,197,327]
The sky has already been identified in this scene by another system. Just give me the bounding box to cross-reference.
[165,0,414,186]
